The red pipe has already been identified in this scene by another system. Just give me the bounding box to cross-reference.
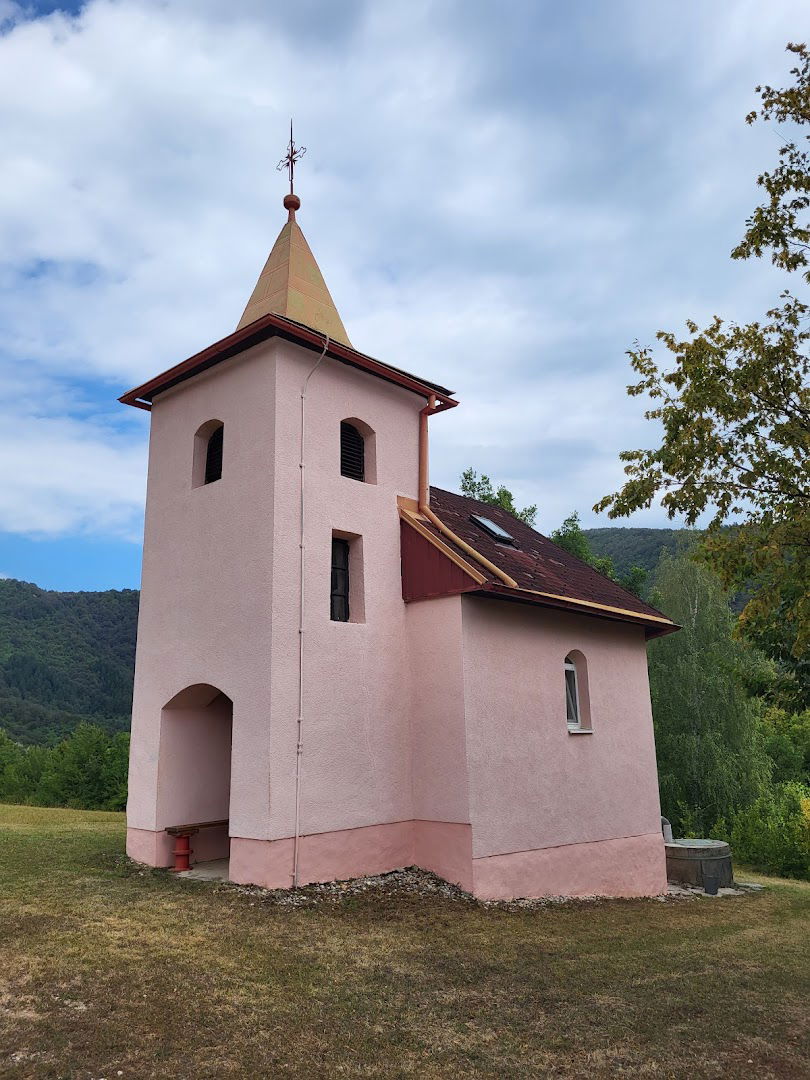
[171,833,194,872]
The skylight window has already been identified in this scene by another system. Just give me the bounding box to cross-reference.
[470,514,516,545]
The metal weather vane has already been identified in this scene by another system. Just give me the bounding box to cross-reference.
[277,120,306,195]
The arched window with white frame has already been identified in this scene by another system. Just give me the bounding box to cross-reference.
[565,651,592,733]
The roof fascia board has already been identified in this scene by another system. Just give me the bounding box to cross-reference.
[120,313,457,411]
[478,582,679,634]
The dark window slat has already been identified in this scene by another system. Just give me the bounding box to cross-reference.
[340,422,365,481]
[204,425,223,484]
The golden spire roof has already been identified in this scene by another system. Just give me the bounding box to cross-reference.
[237,126,352,346]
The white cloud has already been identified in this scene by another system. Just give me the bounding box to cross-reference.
[0,0,805,544]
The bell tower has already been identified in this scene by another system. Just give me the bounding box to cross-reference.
[122,133,458,887]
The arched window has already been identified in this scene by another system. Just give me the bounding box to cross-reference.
[565,651,592,733]
[340,421,365,481]
[339,418,376,483]
[192,420,224,488]
[204,425,224,484]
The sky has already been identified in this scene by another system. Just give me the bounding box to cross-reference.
[0,0,804,591]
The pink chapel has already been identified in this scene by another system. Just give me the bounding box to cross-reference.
[122,159,678,900]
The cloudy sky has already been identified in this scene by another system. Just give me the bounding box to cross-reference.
[0,0,803,590]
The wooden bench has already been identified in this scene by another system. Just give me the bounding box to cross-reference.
[166,819,228,871]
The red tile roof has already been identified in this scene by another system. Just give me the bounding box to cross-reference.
[417,486,676,635]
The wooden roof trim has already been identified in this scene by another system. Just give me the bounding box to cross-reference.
[520,586,676,625]
[481,582,679,634]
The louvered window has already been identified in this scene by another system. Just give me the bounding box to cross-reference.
[204,425,223,484]
[331,538,350,622]
[340,422,365,481]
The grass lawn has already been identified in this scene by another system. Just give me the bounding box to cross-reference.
[1,805,808,1079]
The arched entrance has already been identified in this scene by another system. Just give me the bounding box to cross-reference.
[156,683,233,874]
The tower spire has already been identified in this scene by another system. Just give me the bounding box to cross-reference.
[236,125,352,346]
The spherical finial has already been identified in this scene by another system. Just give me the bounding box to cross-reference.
[283,193,301,212]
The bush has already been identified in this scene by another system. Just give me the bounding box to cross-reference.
[715,782,810,880]
[0,723,129,811]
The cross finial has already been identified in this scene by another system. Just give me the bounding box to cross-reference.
[277,120,306,218]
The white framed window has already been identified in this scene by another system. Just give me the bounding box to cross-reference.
[565,658,581,730]
[565,651,592,733]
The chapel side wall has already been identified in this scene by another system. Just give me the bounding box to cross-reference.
[406,595,473,890]
[262,342,422,846]
[407,596,468,823]
[127,344,277,842]
[460,596,667,898]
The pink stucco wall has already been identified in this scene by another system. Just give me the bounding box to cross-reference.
[229,820,473,891]
[472,833,666,899]
[459,595,667,896]
[127,342,278,848]
[263,342,422,850]
[405,596,469,825]
[127,335,428,882]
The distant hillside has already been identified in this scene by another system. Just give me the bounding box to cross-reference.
[583,527,690,577]
[0,579,139,745]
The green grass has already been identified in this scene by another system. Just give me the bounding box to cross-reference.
[1,805,809,1079]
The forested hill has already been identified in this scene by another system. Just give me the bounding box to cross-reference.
[0,526,684,745]
[583,527,687,576]
[0,578,139,745]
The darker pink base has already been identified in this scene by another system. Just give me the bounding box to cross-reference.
[229,820,473,891]
[126,825,666,899]
[472,832,668,900]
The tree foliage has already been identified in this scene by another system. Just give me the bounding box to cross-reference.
[459,468,538,526]
[0,724,129,811]
[0,578,138,744]
[551,512,648,597]
[583,526,685,577]
[647,551,772,835]
[595,43,810,666]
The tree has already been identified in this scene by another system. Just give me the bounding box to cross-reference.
[551,511,648,596]
[647,551,772,835]
[459,468,537,526]
[595,43,810,668]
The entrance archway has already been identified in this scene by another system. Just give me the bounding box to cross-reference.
[157,683,233,870]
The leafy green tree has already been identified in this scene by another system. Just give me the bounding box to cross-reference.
[595,43,810,669]
[0,724,130,811]
[725,781,810,879]
[460,468,538,526]
[760,706,810,785]
[647,551,772,835]
[551,511,648,596]
[0,731,48,804]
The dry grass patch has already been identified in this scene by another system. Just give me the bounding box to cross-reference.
[1,804,808,1079]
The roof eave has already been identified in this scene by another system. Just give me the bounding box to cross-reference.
[475,582,680,637]
[119,312,457,411]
